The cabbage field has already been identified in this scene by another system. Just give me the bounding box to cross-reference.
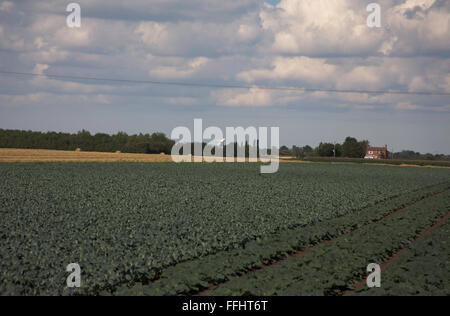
[0,162,449,296]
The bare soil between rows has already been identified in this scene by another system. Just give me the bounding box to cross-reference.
[194,189,449,296]
[342,209,450,296]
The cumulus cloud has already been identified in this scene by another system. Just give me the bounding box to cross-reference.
[0,93,47,107]
[0,92,114,108]
[135,22,169,50]
[0,0,448,154]
[386,0,450,56]
[0,0,449,113]
[237,24,260,42]
[396,101,450,112]
[149,57,210,79]
[396,101,421,110]
[260,0,383,56]
[135,18,262,57]
[30,0,261,23]
[213,88,273,107]
[31,78,117,94]
[237,57,338,84]
[33,64,49,75]
[21,47,70,64]
[258,0,450,57]
[164,97,198,105]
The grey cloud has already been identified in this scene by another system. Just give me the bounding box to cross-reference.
[21,0,262,23]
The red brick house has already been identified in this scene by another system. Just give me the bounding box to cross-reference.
[365,145,388,160]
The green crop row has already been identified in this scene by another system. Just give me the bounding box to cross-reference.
[0,163,449,296]
[292,157,450,167]
[111,183,450,296]
[205,190,450,296]
[353,217,450,296]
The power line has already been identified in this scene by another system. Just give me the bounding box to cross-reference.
[1,70,449,96]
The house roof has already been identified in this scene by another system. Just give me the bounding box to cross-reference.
[367,146,387,151]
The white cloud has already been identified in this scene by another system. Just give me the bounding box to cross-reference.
[408,76,435,92]
[0,0,448,155]
[396,101,421,110]
[149,56,210,79]
[338,65,383,89]
[378,36,398,56]
[135,22,169,49]
[34,37,47,50]
[272,32,300,54]
[95,94,111,104]
[33,64,49,75]
[260,0,383,56]
[257,0,450,57]
[0,92,114,107]
[385,0,450,55]
[237,56,338,84]
[237,24,260,42]
[393,0,436,14]
[335,103,377,110]
[396,101,450,112]
[29,75,116,94]
[213,88,273,107]
[164,97,198,105]
[21,15,94,66]
[1,0,449,114]
[0,93,47,107]
[22,47,69,64]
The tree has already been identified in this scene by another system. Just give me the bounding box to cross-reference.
[342,137,367,158]
[303,145,313,153]
[148,133,175,154]
[334,144,343,157]
[317,143,335,157]
[0,129,175,154]
[280,146,291,157]
[292,146,305,159]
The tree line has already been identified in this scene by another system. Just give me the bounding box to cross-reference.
[281,137,369,159]
[1,129,447,161]
[0,129,175,154]
[0,129,268,158]
[281,136,449,161]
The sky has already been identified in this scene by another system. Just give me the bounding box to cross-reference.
[0,0,449,154]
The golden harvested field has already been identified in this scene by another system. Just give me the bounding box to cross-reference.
[3,149,445,168]
[0,148,174,163]
[0,149,274,163]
